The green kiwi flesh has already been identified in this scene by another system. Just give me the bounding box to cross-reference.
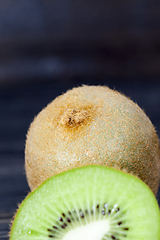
[25,85,160,194]
[10,165,160,240]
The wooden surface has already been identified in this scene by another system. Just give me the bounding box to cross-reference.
[0,79,160,239]
[1,0,160,86]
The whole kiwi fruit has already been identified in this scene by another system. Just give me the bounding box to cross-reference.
[25,85,160,193]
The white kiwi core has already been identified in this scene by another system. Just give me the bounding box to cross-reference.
[62,219,110,240]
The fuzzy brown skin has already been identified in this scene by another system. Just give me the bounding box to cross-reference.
[25,85,160,194]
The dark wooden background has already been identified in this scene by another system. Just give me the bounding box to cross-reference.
[0,0,160,239]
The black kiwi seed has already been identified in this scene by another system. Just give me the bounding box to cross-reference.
[80,213,84,218]
[62,213,65,217]
[59,217,63,222]
[48,235,55,238]
[53,226,58,230]
[118,221,122,225]
[123,227,129,231]
[60,224,67,229]
[66,217,71,223]
[111,236,116,240]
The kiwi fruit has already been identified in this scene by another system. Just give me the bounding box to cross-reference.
[10,165,160,240]
[25,85,160,193]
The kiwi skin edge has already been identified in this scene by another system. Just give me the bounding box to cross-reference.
[25,85,160,194]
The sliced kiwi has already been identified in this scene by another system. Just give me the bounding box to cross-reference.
[10,165,160,240]
[25,85,160,194]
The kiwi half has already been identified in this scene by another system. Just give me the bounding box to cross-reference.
[25,85,160,193]
[10,165,160,240]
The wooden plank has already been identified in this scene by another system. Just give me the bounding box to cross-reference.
[0,1,160,83]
